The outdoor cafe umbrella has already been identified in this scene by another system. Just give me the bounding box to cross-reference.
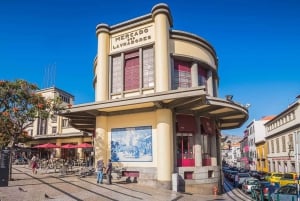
[33,143,60,149]
[61,144,77,160]
[61,144,77,149]
[33,143,60,159]
[76,143,93,148]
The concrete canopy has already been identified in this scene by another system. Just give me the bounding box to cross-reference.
[61,87,248,133]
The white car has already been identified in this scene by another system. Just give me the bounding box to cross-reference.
[237,172,252,187]
[242,178,260,193]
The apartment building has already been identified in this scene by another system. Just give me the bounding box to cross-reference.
[266,98,300,173]
[240,133,249,170]
[242,116,274,171]
[255,116,274,172]
[26,87,93,160]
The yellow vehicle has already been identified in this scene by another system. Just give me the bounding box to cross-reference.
[279,173,298,186]
[267,172,283,184]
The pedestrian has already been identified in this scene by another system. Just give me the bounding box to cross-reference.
[106,159,112,184]
[234,174,239,187]
[96,159,105,184]
[31,154,38,174]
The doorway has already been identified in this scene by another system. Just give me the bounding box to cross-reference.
[177,133,194,167]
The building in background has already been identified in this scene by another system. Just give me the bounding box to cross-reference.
[221,135,242,168]
[266,98,300,173]
[244,116,275,171]
[26,87,93,160]
[240,132,249,170]
[254,116,275,172]
[62,3,248,194]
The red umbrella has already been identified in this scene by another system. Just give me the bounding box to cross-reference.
[33,143,60,148]
[76,143,93,148]
[61,144,77,149]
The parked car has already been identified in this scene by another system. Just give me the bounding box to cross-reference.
[270,184,298,201]
[252,181,276,201]
[249,170,259,177]
[253,171,267,181]
[267,172,283,184]
[230,171,239,182]
[242,178,260,193]
[237,172,252,187]
[279,172,298,187]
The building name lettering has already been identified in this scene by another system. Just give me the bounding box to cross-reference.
[111,26,153,51]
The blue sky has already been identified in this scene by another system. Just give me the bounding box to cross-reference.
[1,0,300,136]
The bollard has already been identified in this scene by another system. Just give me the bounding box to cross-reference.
[213,186,218,195]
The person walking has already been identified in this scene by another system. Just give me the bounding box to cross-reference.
[106,159,112,184]
[96,159,104,184]
[31,154,38,174]
[234,174,239,188]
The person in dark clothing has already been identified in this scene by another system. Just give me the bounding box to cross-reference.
[106,159,112,184]
[96,159,104,184]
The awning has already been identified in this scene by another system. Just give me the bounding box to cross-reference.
[61,87,248,132]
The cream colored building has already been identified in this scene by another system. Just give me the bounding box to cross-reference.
[62,3,248,194]
[26,87,92,160]
[266,99,300,173]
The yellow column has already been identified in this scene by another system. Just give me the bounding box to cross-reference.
[156,109,173,185]
[56,139,62,158]
[78,138,83,159]
[152,4,172,92]
[94,115,108,165]
[95,24,110,101]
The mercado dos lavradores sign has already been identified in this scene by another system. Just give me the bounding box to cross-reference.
[111,126,152,162]
[110,25,154,53]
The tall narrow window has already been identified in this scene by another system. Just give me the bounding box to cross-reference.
[282,136,286,152]
[289,134,294,150]
[111,55,122,93]
[174,60,191,89]
[37,118,47,135]
[124,51,140,91]
[142,47,154,88]
[276,138,280,153]
[198,67,207,86]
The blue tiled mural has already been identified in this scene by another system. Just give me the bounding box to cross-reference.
[111,126,152,162]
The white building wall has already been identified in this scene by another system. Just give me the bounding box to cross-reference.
[266,100,300,173]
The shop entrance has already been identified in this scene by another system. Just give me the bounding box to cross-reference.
[177,133,194,167]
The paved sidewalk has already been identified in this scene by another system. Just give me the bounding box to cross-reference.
[0,165,229,201]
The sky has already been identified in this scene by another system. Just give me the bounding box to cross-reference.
[1,0,300,136]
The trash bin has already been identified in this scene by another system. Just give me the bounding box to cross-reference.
[172,173,178,192]
[0,148,11,187]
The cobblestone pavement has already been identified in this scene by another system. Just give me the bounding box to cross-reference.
[0,165,230,201]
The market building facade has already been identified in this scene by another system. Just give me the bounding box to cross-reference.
[62,3,248,194]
